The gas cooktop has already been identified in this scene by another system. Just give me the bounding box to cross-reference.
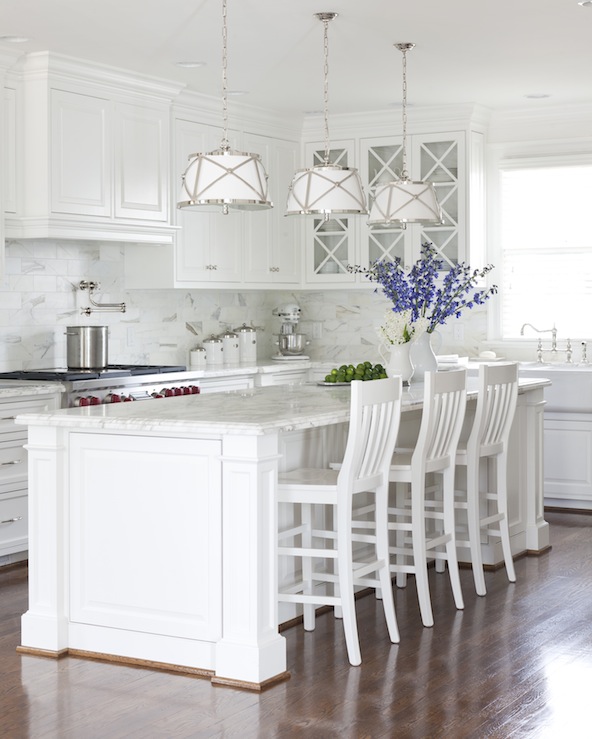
[0,365,187,381]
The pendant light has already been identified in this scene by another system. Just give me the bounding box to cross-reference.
[368,43,442,228]
[177,0,272,214]
[286,12,367,220]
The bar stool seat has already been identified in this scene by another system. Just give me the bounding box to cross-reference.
[277,377,403,666]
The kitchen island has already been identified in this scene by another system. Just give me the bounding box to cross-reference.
[16,378,549,690]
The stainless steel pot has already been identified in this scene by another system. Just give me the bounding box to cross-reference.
[277,333,310,356]
[66,325,108,369]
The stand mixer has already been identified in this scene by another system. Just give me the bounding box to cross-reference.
[272,303,310,360]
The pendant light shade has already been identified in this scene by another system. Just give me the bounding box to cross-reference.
[177,0,272,215]
[368,43,442,228]
[286,12,367,219]
[368,179,442,225]
[178,148,271,211]
[286,164,368,216]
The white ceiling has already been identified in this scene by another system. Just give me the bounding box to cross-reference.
[1,0,591,118]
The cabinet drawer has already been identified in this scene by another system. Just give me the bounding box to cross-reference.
[0,491,27,555]
[0,443,27,485]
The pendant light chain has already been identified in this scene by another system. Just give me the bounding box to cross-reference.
[367,42,442,227]
[396,42,415,181]
[322,15,331,166]
[400,44,409,179]
[221,0,229,151]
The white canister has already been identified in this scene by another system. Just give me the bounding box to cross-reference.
[203,334,224,365]
[220,330,240,364]
[235,323,257,363]
[189,346,207,369]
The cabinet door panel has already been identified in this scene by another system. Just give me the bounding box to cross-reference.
[115,103,168,221]
[51,90,111,216]
[243,133,300,284]
[174,119,242,284]
[69,434,222,642]
[303,142,357,284]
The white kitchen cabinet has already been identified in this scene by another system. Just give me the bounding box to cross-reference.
[125,121,301,289]
[242,133,301,286]
[6,52,180,244]
[541,412,592,510]
[361,132,467,269]
[302,141,358,286]
[173,118,243,285]
[115,101,170,222]
[50,89,111,217]
[256,367,309,386]
[197,374,255,393]
[69,433,222,644]
[299,119,486,284]
[0,390,61,560]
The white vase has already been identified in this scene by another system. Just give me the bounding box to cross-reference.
[379,342,414,385]
[409,331,438,383]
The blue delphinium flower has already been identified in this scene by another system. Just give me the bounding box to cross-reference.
[349,243,498,333]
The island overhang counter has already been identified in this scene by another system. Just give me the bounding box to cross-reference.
[16,378,550,690]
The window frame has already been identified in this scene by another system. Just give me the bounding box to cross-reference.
[487,145,592,346]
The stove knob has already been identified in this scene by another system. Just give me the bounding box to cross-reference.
[122,395,133,402]
[161,388,174,397]
[104,393,121,404]
[173,387,183,396]
[182,386,192,395]
[151,392,164,399]
[88,396,100,405]
[189,385,200,394]
[73,396,90,407]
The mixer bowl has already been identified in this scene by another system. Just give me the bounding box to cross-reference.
[277,333,309,356]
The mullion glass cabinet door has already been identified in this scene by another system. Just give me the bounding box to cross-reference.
[362,137,412,268]
[304,142,357,283]
[415,135,464,269]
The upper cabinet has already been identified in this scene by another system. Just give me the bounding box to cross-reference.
[242,131,301,286]
[125,114,301,289]
[302,141,357,286]
[360,131,467,269]
[300,108,487,287]
[5,52,182,244]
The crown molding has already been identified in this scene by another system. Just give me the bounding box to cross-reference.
[300,103,491,141]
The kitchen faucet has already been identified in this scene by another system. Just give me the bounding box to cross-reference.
[520,322,558,360]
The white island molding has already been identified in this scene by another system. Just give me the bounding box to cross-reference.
[16,378,549,690]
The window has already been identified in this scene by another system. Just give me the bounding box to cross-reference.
[499,163,592,340]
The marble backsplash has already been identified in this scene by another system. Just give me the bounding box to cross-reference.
[0,239,488,371]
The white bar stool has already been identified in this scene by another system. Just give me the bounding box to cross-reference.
[454,362,518,595]
[388,369,467,628]
[277,377,403,666]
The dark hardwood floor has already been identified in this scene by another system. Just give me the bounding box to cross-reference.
[2,510,591,738]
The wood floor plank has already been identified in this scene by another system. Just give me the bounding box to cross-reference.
[1,511,591,737]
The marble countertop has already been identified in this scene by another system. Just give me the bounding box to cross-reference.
[188,359,312,377]
[0,380,65,398]
[15,377,549,437]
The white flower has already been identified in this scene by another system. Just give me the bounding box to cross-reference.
[377,309,414,346]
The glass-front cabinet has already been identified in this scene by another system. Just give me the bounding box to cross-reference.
[360,132,465,270]
[301,125,484,287]
[303,141,356,284]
